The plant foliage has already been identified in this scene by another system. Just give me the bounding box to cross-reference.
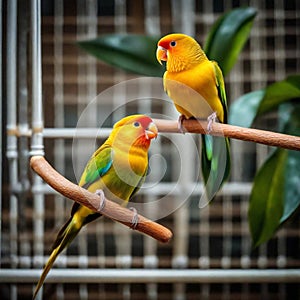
[78,7,300,247]
[78,34,164,77]
[230,77,300,247]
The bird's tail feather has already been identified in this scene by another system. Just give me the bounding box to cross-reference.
[200,135,230,207]
[32,216,82,299]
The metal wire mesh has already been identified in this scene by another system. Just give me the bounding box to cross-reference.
[1,0,300,299]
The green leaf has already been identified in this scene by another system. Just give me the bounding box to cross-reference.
[282,149,300,223]
[78,9,256,77]
[229,90,265,127]
[279,103,300,223]
[258,75,300,115]
[249,148,287,248]
[77,34,165,77]
[249,103,300,247]
[229,75,300,127]
[204,7,257,76]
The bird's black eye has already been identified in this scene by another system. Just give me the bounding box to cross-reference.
[170,41,176,47]
[133,121,140,127]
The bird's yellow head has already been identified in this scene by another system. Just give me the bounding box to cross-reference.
[156,33,206,72]
[110,115,158,150]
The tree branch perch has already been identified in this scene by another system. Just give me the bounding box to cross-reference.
[153,119,300,151]
[30,156,173,243]
[30,119,299,244]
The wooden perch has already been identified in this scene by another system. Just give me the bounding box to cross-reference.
[153,119,300,151]
[29,119,298,244]
[30,156,173,243]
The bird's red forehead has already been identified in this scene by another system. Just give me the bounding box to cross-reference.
[135,116,152,128]
[158,38,171,49]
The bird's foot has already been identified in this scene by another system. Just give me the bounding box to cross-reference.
[207,112,217,133]
[129,207,139,229]
[178,115,187,134]
[95,189,106,212]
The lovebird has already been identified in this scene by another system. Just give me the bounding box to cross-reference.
[156,33,230,204]
[33,114,158,299]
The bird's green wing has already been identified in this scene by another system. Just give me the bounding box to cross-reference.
[79,146,114,190]
[213,61,228,123]
[70,146,114,219]
[200,62,231,205]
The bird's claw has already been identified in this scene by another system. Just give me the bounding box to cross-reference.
[207,112,217,133]
[129,207,139,229]
[178,115,187,134]
[95,189,106,212]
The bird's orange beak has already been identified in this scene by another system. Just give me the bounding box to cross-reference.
[156,46,167,65]
[145,122,158,140]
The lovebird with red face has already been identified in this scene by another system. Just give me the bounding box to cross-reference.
[33,115,158,299]
[156,33,230,203]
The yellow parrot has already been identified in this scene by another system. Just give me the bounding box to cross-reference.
[33,115,158,299]
[156,33,230,202]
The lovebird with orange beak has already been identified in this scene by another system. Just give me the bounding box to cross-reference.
[156,33,230,203]
[33,115,158,299]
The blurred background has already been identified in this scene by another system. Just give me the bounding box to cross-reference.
[1,0,300,299]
